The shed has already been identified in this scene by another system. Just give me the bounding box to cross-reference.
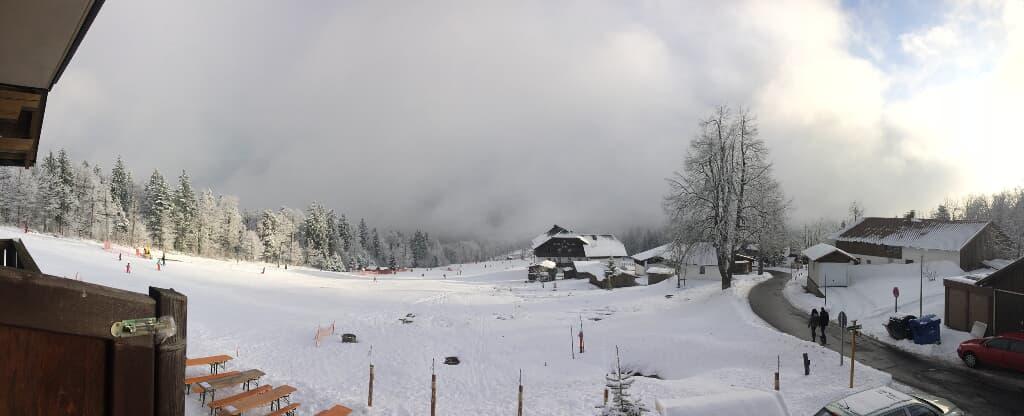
[646,266,675,285]
[830,217,1012,271]
[801,243,858,294]
[944,256,1024,336]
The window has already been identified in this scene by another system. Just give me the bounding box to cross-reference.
[700,266,705,274]
[1009,340,1024,354]
[987,338,1012,351]
[905,259,914,264]
[876,408,908,416]
[867,259,872,264]
[905,403,940,416]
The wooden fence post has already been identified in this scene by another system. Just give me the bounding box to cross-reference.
[431,360,437,416]
[150,287,187,416]
[517,370,523,416]
[368,364,375,407]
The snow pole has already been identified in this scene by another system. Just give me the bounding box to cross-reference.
[774,355,780,390]
[579,314,585,354]
[570,325,575,359]
[517,369,523,416]
[431,359,437,416]
[603,388,608,406]
[368,345,375,407]
[157,262,161,271]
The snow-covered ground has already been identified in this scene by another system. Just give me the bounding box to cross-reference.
[4,227,892,415]
[782,264,976,363]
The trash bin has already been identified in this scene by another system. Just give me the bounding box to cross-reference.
[885,315,916,340]
[909,314,942,345]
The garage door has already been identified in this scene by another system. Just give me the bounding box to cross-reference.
[819,263,849,287]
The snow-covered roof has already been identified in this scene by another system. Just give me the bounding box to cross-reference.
[530,224,572,249]
[982,259,1013,270]
[632,243,672,262]
[573,260,608,278]
[834,217,990,251]
[578,234,627,257]
[533,260,556,269]
[801,243,856,262]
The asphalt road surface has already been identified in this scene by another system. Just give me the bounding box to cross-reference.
[749,270,1024,415]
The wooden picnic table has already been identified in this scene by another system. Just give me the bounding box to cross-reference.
[218,385,296,415]
[208,385,271,415]
[191,369,266,404]
[187,354,233,374]
[185,371,240,395]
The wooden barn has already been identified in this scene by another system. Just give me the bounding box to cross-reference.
[944,257,1024,336]
[530,225,628,267]
[830,217,1013,271]
[632,243,672,270]
[801,243,859,295]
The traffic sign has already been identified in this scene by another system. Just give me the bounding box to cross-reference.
[847,324,863,331]
[893,286,900,298]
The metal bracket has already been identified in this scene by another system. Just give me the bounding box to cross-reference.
[111,316,176,343]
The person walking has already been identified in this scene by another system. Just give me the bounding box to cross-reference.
[819,308,830,345]
[809,308,820,343]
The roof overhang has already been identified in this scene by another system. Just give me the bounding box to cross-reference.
[0,0,105,167]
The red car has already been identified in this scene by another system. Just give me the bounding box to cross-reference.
[957,332,1024,372]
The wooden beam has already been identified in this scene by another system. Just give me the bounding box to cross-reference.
[0,137,35,153]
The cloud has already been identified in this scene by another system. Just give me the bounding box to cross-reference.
[36,0,1024,241]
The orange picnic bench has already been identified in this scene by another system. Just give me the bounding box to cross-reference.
[217,385,297,415]
[315,404,353,416]
[187,354,234,374]
[208,385,271,415]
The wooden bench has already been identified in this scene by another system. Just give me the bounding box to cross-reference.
[268,402,300,416]
[315,405,353,416]
[207,385,271,415]
[185,371,240,395]
[217,385,296,415]
[187,354,234,374]
[191,369,266,404]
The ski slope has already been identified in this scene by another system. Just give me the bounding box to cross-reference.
[2,227,891,415]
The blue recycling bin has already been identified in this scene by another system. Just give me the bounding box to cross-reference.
[909,314,942,345]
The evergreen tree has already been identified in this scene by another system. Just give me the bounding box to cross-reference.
[143,170,173,248]
[304,202,337,269]
[337,214,352,252]
[53,150,78,235]
[110,156,134,215]
[218,196,244,258]
[172,170,198,251]
[599,346,648,416]
[372,228,382,263]
[196,189,219,256]
[358,218,370,249]
[256,210,279,263]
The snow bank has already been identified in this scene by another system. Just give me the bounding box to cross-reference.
[1,227,891,415]
[783,263,975,362]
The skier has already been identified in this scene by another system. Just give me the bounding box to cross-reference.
[809,308,819,343]
[819,308,830,345]
[126,262,131,274]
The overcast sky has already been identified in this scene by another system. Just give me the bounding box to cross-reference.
[40,0,1024,241]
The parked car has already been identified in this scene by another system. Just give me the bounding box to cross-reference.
[957,331,1024,372]
[814,386,963,416]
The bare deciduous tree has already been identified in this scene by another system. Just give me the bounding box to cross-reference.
[664,106,788,290]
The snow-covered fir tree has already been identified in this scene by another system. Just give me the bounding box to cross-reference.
[171,170,198,252]
[143,170,174,248]
[598,346,647,416]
